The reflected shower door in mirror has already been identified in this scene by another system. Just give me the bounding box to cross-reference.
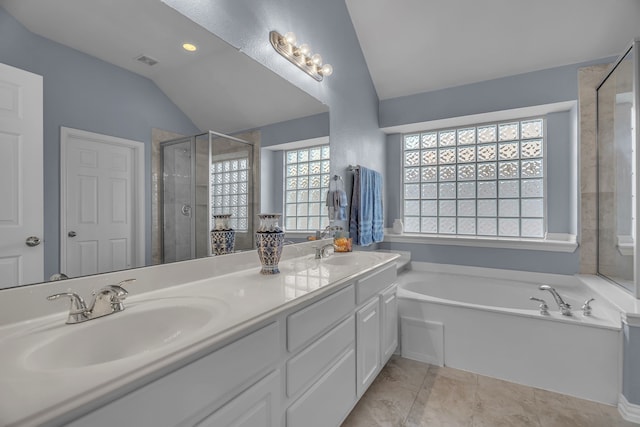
[597,41,637,294]
[0,1,328,289]
[160,132,256,263]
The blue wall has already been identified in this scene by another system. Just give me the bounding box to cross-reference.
[0,7,200,278]
[379,58,614,129]
[163,0,386,234]
[377,60,617,275]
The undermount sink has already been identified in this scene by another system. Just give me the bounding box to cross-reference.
[23,297,226,371]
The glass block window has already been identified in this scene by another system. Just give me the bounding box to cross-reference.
[210,157,249,231]
[284,145,331,231]
[403,118,544,238]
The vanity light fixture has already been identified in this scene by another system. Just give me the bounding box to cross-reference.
[182,43,198,52]
[269,31,333,82]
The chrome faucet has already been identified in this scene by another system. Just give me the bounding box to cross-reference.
[47,279,134,324]
[314,243,335,259]
[539,285,572,316]
[316,225,343,239]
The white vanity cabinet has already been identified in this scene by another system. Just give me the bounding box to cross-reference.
[381,284,398,362]
[356,297,381,396]
[66,322,281,427]
[63,259,398,427]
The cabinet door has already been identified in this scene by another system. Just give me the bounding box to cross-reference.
[356,298,380,396]
[195,370,280,427]
[381,285,398,362]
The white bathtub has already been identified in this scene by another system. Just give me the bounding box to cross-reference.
[397,262,622,404]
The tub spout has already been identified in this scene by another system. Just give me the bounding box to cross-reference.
[539,285,572,316]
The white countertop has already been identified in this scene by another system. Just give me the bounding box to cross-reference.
[0,248,399,427]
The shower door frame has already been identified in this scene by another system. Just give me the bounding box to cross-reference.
[596,38,640,298]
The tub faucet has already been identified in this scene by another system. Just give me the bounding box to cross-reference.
[539,285,572,316]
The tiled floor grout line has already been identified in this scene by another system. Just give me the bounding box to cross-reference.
[400,364,431,426]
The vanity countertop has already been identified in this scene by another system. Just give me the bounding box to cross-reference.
[0,248,399,427]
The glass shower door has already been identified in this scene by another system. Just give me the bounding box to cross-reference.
[161,137,195,263]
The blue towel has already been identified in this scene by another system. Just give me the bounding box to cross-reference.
[336,189,348,220]
[349,166,383,246]
[349,172,360,243]
[327,189,348,221]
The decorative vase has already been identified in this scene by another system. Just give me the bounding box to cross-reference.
[255,213,285,275]
[392,218,404,234]
[211,214,235,256]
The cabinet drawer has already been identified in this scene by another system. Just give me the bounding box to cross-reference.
[67,322,280,427]
[194,370,280,427]
[286,348,356,427]
[287,284,355,352]
[286,315,355,398]
[356,264,396,305]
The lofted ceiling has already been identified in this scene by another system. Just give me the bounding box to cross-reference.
[0,0,328,134]
[345,0,640,100]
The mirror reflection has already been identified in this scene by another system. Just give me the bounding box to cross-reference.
[597,46,634,291]
[0,0,328,289]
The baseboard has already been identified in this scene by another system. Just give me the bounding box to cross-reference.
[619,393,640,423]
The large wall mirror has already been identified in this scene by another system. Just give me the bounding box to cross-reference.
[597,39,638,296]
[0,0,328,289]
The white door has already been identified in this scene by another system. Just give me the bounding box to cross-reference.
[61,128,145,278]
[0,63,43,288]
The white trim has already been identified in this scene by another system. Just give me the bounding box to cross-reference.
[622,313,640,328]
[381,101,576,134]
[617,235,634,256]
[383,230,577,253]
[261,136,329,151]
[618,393,640,424]
[60,127,146,272]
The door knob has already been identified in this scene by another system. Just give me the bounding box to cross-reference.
[68,231,77,237]
[25,236,41,247]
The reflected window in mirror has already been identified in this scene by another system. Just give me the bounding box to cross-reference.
[211,156,250,231]
[284,145,331,231]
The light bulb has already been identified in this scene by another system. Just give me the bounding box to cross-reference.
[298,44,311,56]
[284,31,297,46]
[311,53,323,66]
[182,43,197,52]
[320,64,333,77]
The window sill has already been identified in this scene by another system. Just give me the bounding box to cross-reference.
[383,230,578,253]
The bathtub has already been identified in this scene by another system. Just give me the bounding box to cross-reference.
[397,262,622,404]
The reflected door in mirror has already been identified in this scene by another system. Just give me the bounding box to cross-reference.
[61,128,145,278]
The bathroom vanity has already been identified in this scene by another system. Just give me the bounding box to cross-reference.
[0,243,399,427]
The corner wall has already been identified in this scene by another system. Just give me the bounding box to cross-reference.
[378,59,614,274]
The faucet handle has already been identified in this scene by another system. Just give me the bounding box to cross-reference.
[582,298,595,316]
[47,292,87,311]
[529,297,549,315]
[47,292,89,324]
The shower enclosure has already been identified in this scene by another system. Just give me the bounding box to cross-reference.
[597,39,639,296]
[160,131,256,263]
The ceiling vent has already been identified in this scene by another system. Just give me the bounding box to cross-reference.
[135,55,158,66]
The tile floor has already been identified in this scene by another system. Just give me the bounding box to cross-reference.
[342,356,637,427]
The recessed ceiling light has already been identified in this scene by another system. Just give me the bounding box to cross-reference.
[182,43,197,52]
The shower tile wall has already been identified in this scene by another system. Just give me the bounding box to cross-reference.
[578,64,610,274]
[152,128,185,265]
[163,143,193,262]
